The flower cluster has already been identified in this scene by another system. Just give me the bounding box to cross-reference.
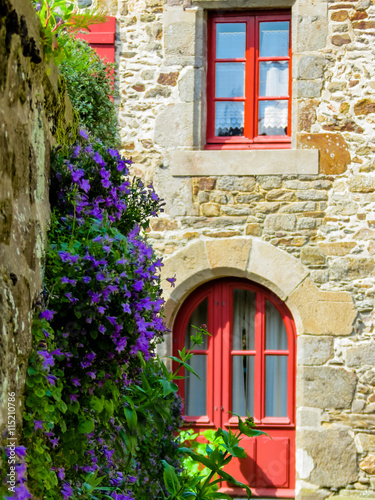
[22,133,182,499]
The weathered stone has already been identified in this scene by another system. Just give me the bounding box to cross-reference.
[280,202,317,213]
[164,11,196,58]
[297,336,334,365]
[356,433,375,453]
[328,81,346,93]
[355,0,372,10]
[266,190,294,201]
[296,190,328,201]
[301,247,325,266]
[157,72,179,86]
[354,228,375,240]
[355,99,375,116]
[353,20,375,29]
[132,83,145,92]
[331,10,349,21]
[351,10,369,20]
[254,202,280,214]
[297,133,351,175]
[257,176,282,190]
[318,242,356,256]
[179,68,202,102]
[330,257,375,280]
[197,191,209,203]
[297,407,323,428]
[237,194,264,203]
[348,175,375,193]
[202,230,241,238]
[287,279,357,336]
[332,34,352,45]
[294,80,323,98]
[206,238,251,272]
[264,214,297,231]
[297,13,328,52]
[246,223,262,236]
[248,240,309,300]
[198,177,216,191]
[155,104,193,147]
[346,343,375,367]
[297,429,358,487]
[154,169,194,217]
[284,180,312,190]
[201,203,220,217]
[150,218,178,231]
[322,119,364,134]
[329,201,358,216]
[220,205,252,216]
[216,176,256,192]
[333,23,350,33]
[297,217,316,230]
[297,488,331,500]
[297,366,357,409]
[145,86,171,98]
[360,455,375,475]
[298,99,319,132]
[297,55,325,80]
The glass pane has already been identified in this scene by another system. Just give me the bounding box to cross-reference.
[215,102,244,137]
[259,22,289,58]
[259,61,289,97]
[232,289,256,350]
[258,100,288,136]
[216,23,246,59]
[185,298,208,351]
[185,355,207,416]
[265,356,288,417]
[266,301,288,351]
[216,63,245,98]
[232,355,255,416]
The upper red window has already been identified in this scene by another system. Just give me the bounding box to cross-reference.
[75,17,116,63]
[206,12,292,150]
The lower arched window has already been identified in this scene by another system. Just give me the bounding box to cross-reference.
[173,278,296,497]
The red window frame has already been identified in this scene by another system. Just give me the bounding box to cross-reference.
[206,11,292,150]
[75,16,116,64]
[173,278,296,497]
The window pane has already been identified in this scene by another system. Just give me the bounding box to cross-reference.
[216,63,245,98]
[216,23,246,59]
[259,22,289,58]
[265,355,288,417]
[215,102,244,137]
[232,289,256,350]
[259,61,289,97]
[266,301,288,351]
[185,355,207,416]
[258,100,288,136]
[185,298,208,351]
[232,355,255,416]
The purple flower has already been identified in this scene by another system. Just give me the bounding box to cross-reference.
[80,178,91,193]
[37,350,54,369]
[96,272,106,281]
[51,437,59,448]
[166,276,176,288]
[87,371,96,379]
[47,375,57,385]
[99,325,106,334]
[82,276,91,283]
[15,446,26,458]
[98,306,106,314]
[71,169,84,183]
[57,468,65,480]
[70,394,78,402]
[39,310,55,321]
[79,129,89,140]
[115,337,127,353]
[72,378,81,387]
[62,482,73,499]
[133,280,143,292]
[34,420,43,431]
[61,277,77,285]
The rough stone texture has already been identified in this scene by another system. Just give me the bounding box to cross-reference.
[297,366,357,409]
[0,0,77,448]
[206,238,251,272]
[346,343,375,367]
[297,336,334,365]
[297,133,351,174]
[360,456,375,475]
[297,429,358,487]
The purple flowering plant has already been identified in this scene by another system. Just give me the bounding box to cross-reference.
[22,133,183,500]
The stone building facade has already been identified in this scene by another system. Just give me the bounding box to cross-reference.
[98,0,375,497]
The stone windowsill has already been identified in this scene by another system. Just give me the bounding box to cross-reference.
[170,149,319,177]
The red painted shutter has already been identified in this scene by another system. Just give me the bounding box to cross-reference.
[75,16,116,63]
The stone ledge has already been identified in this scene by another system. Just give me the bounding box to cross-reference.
[192,0,294,7]
[170,149,319,176]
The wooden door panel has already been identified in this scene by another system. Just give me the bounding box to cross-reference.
[224,436,256,486]
[255,435,289,487]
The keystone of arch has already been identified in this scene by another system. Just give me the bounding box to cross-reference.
[160,238,357,337]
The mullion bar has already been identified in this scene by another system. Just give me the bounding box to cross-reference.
[231,350,256,355]
[258,96,289,101]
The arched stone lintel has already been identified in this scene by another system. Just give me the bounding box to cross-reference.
[160,238,357,338]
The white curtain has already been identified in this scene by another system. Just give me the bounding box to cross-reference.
[185,299,208,416]
[259,62,289,136]
[265,301,288,417]
[232,290,256,416]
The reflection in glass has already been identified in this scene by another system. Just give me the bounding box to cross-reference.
[185,298,208,351]
[265,355,288,417]
[216,23,246,59]
[258,100,288,136]
[216,63,245,98]
[232,289,256,350]
[266,301,288,350]
[215,102,244,137]
[185,355,207,416]
[259,22,289,58]
[259,61,289,97]
[233,355,255,416]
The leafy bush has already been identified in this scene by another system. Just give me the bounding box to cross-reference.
[58,35,120,148]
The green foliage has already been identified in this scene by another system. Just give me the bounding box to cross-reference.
[58,34,119,148]
[33,0,106,64]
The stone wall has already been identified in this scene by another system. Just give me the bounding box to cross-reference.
[113,0,375,498]
[0,0,77,450]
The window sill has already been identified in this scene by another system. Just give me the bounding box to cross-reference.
[170,149,319,176]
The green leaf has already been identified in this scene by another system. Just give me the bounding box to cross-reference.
[162,460,180,495]
[124,407,137,431]
[160,379,178,397]
[78,418,95,434]
[35,388,45,397]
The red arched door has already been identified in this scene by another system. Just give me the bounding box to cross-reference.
[173,278,296,498]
